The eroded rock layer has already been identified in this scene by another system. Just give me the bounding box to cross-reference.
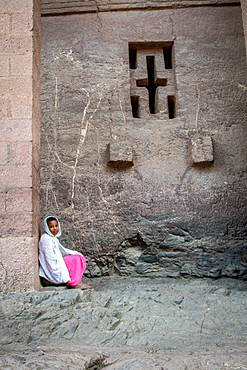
[0,277,247,369]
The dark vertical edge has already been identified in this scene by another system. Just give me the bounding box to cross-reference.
[168,95,176,119]
[131,96,140,118]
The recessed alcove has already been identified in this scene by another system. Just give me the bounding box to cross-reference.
[129,41,176,119]
[131,96,140,118]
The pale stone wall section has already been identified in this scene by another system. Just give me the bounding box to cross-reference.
[0,0,41,296]
[241,0,247,55]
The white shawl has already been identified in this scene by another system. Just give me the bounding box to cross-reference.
[38,216,83,284]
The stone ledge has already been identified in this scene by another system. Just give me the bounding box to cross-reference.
[191,136,214,164]
[41,0,240,15]
[108,141,133,168]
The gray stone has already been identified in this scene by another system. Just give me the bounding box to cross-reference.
[0,277,247,369]
[40,4,247,279]
[191,136,214,164]
[108,141,133,165]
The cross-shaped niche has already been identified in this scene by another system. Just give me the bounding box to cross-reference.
[129,42,176,119]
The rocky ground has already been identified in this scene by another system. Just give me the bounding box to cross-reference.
[0,276,247,369]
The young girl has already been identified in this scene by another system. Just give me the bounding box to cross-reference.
[39,216,92,290]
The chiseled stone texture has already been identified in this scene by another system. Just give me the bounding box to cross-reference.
[0,0,41,295]
[0,277,247,368]
[241,0,247,54]
[191,136,213,164]
[40,0,241,14]
[108,141,133,165]
[0,237,40,297]
[40,5,247,278]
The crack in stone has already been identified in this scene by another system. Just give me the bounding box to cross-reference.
[95,0,103,28]
[199,307,210,345]
[54,122,74,170]
[44,132,56,213]
[71,87,104,214]
[195,86,201,130]
[54,74,59,108]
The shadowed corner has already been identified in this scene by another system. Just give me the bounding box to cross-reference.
[107,141,134,169]
[107,160,133,169]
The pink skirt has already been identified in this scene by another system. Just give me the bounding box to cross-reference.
[63,254,87,287]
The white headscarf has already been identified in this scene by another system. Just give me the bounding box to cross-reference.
[44,215,62,237]
[39,215,84,284]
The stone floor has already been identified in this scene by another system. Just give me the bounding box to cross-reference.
[0,276,247,369]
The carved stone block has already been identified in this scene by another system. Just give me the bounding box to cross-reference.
[108,141,133,166]
[191,136,213,164]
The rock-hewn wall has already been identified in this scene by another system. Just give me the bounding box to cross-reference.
[0,0,41,296]
[241,0,247,54]
[41,4,247,278]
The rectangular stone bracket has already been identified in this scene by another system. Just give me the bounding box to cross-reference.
[108,141,133,168]
[191,136,214,164]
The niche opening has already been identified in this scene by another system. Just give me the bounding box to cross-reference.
[129,45,137,69]
[163,42,173,69]
[147,56,156,114]
[131,96,140,118]
[168,95,176,119]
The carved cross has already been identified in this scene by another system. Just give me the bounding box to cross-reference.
[136,56,167,114]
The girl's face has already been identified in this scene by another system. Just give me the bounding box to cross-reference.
[47,220,59,236]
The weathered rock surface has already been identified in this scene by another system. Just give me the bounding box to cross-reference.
[0,277,247,369]
[40,0,241,15]
[85,229,247,279]
[40,4,247,278]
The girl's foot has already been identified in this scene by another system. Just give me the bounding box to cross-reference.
[75,282,93,290]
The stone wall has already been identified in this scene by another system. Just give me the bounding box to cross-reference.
[0,0,41,296]
[241,0,247,54]
[40,0,240,13]
[40,2,247,278]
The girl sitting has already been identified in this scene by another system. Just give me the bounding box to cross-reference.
[39,216,92,290]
